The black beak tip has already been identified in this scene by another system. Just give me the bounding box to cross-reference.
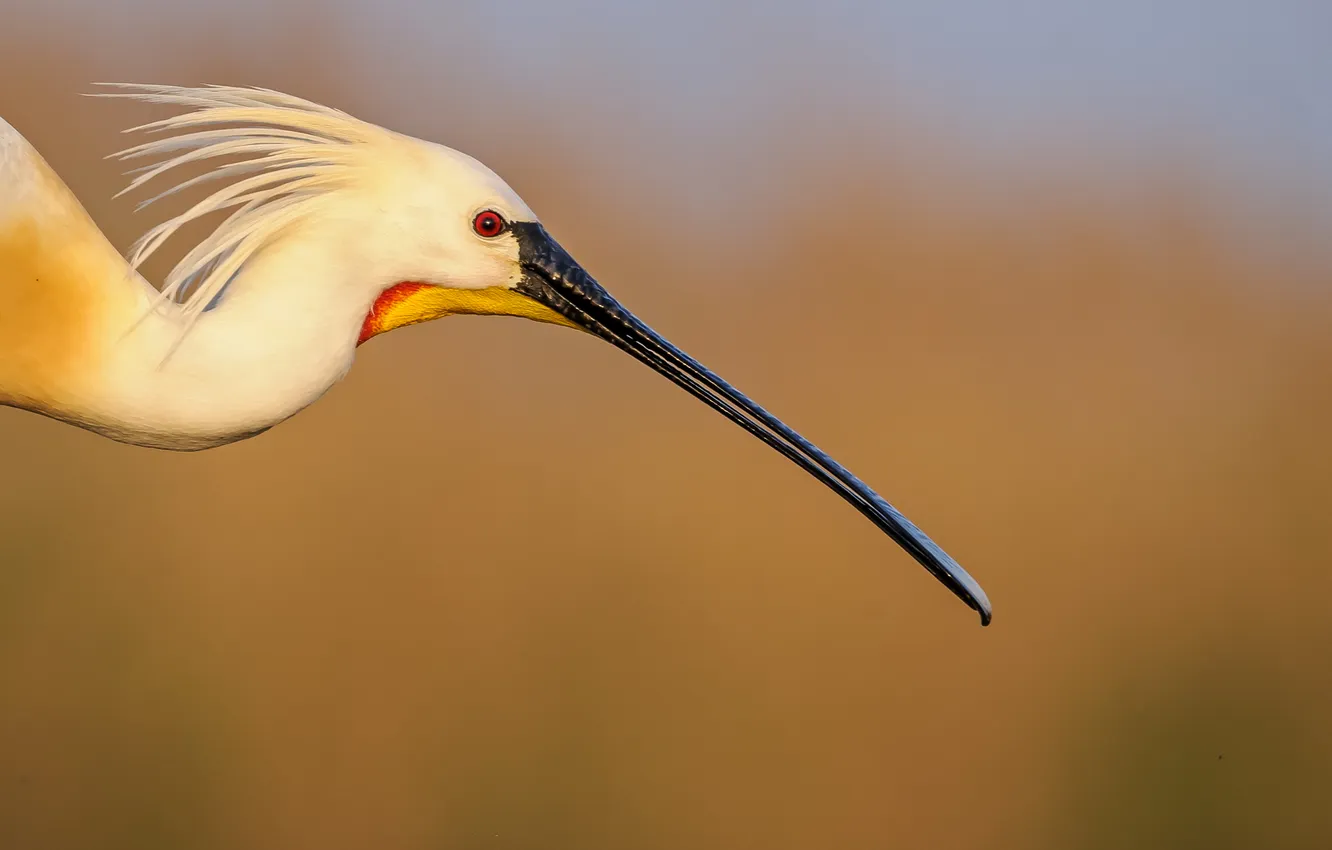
[935,560,991,627]
[960,577,992,627]
[952,584,991,627]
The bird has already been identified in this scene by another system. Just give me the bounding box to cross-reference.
[0,84,991,626]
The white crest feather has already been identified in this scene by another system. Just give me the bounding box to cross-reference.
[93,83,389,344]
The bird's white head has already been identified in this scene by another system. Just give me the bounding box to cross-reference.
[102,84,991,626]
[333,138,585,345]
[106,85,578,350]
[317,134,557,340]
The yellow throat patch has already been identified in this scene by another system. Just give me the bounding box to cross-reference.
[358,282,578,345]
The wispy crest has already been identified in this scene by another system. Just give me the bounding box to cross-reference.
[93,83,385,342]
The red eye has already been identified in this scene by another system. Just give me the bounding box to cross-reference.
[473,210,506,238]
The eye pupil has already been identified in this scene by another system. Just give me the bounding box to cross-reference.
[474,210,505,237]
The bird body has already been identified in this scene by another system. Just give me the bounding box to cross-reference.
[0,86,991,624]
[1,112,341,448]
[1,92,544,449]
[0,116,144,432]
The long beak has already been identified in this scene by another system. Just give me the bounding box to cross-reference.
[511,222,992,626]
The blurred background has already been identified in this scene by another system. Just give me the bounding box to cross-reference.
[2,2,1331,848]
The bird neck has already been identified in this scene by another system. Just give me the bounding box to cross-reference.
[83,229,374,450]
[0,124,376,450]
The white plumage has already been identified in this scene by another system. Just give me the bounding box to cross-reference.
[0,83,991,624]
[1,83,537,449]
[101,85,385,334]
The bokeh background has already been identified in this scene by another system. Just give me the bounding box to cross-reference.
[2,2,1331,848]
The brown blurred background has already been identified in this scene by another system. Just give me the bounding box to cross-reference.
[2,3,1331,849]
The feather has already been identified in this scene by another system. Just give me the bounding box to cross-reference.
[90,84,389,338]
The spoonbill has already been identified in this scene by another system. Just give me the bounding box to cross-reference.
[0,85,990,625]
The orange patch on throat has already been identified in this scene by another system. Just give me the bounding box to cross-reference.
[357,281,581,346]
[358,282,432,344]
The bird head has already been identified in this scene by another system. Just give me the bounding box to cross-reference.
[107,84,991,626]
[342,139,580,344]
